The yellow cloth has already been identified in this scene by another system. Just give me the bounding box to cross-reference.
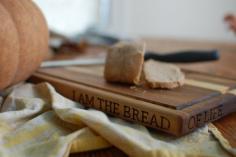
[0,83,235,157]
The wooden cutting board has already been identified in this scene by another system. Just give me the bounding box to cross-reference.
[29,62,236,136]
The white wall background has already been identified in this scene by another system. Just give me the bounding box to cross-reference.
[34,0,236,42]
[34,0,99,36]
[106,0,236,42]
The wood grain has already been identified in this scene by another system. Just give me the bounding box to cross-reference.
[37,67,227,110]
[30,70,236,135]
[213,112,236,147]
[144,38,236,53]
[143,38,236,80]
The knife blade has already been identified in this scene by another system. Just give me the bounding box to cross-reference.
[41,58,106,68]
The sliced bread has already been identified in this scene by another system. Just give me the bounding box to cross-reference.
[144,60,185,89]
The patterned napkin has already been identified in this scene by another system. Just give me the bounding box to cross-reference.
[0,83,235,157]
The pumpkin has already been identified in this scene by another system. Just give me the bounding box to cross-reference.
[0,0,49,90]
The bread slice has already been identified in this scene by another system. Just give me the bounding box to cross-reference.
[144,60,185,89]
[104,42,145,85]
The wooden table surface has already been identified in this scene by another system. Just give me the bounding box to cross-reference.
[61,38,236,157]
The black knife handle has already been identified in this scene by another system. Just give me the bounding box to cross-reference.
[144,50,219,63]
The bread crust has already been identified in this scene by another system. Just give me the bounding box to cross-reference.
[104,42,145,85]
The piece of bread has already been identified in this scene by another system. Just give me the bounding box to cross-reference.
[144,60,185,89]
[104,42,145,85]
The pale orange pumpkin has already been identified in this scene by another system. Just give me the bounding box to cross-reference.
[0,0,49,90]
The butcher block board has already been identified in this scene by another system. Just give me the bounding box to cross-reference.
[29,64,236,136]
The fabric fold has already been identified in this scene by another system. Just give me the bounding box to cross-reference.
[0,83,235,157]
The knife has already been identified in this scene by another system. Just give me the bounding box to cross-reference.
[145,49,219,63]
[41,50,219,68]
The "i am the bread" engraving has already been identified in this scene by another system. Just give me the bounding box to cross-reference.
[73,90,171,131]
